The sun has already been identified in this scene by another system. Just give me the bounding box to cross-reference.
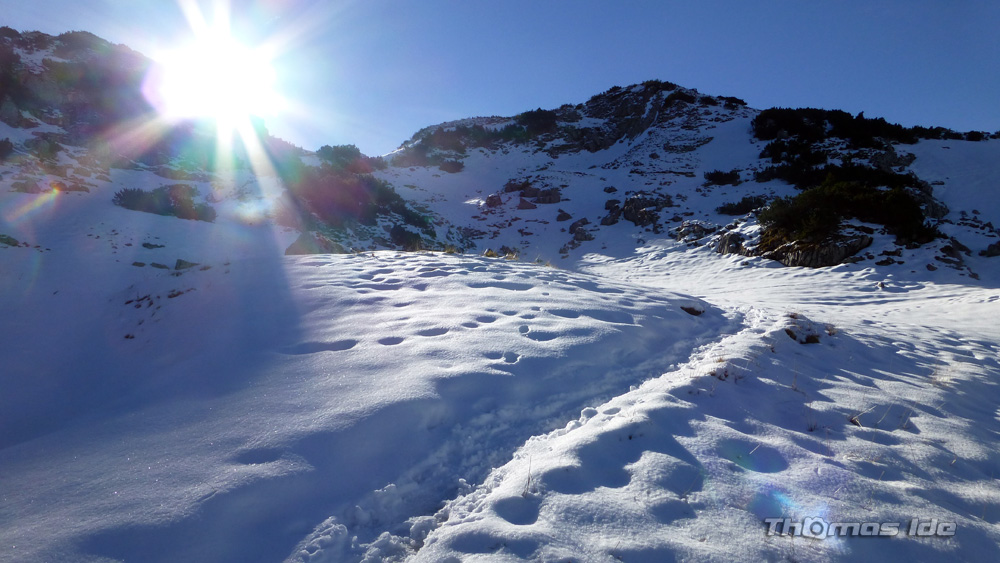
[144,32,281,131]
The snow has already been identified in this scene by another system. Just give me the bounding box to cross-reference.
[2,91,1000,563]
[1,184,729,562]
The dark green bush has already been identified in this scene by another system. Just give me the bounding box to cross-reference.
[752,108,919,145]
[438,160,464,173]
[720,96,747,109]
[759,139,828,166]
[665,91,696,107]
[389,224,422,250]
[755,162,915,192]
[54,31,109,58]
[285,164,428,230]
[516,108,559,135]
[717,195,769,215]
[758,179,938,246]
[112,185,216,222]
[704,169,740,185]
[641,79,678,91]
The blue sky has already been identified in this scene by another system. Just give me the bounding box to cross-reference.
[2,0,999,155]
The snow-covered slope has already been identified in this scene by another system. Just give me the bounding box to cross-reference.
[3,29,1000,563]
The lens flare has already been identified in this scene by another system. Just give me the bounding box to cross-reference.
[144,36,281,125]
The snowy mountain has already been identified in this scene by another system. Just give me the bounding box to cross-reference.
[2,28,999,563]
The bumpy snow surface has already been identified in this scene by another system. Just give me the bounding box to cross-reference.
[3,121,1000,561]
[0,198,725,562]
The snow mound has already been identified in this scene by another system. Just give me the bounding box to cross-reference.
[410,310,1000,562]
[0,252,730,563]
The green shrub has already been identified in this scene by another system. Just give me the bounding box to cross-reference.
[438,159,464,173]
[752,107,919,145]
[389,224,422,250]
[516,108,559,135]
[758,178,938,247]
[717,195,769,215]
[755,162,915,192]
[704,169,740,185]
[720,96,747,109]
[664,91,696,107]
[112,185,216,222]
[641,79,678,91]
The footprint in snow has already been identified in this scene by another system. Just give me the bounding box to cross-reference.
[417,327,449,337]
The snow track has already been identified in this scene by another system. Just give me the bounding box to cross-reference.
[0,253,732,563]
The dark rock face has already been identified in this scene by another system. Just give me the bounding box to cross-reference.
[517,197,537,210]
[556,210,572,222]
[674,221,717,241]
[533,188,561,204]
[622,196,666,227]
[715,230,872,267]
[568,218,594,241]
[762,235,873,268]
[285,232,348,255]
[979,241,1000,257]
[601,200,622,225]
[485,194,503,208]
[568,218,590,234]
[715,231,745,255]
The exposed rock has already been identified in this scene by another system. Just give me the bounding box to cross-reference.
[622,197,658,227]
[285,232,348,255]
[674,220,717,241]
[174,259,199,270]
[484,194,503,208]
[533,188,561,204]
[980,241,1000,257]
[762,235,873,268]
[503,179,539,197]
[555,210,572,222]
[601,200,622,226]
[11,180,46,193]
[568,218,590,234]
[871,145,916,172]
[517,197,537,210]
[715,231,745,255]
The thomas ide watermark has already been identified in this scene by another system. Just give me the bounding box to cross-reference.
[764,517,957,539]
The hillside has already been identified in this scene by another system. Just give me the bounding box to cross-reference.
[2,28,1000,563]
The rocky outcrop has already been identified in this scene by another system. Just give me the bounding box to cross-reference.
[980,241,1000,257]
[674,220,717,241]
[716,231,873,267]
[601,200,622,225]
[715,231,745,255]
[762,235,873,268]
[285,232,348,255]
[622,195,672,227]
[533,188,561,204]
